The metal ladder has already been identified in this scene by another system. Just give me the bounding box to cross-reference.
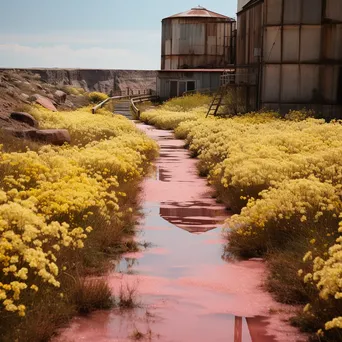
[206,86,226,118]
[206,69,237,118]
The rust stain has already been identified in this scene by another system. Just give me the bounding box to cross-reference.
[165,6,235,20]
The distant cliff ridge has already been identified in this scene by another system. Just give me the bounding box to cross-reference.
[1,69,157,94]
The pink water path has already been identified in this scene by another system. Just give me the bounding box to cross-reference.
[54,123,305,342]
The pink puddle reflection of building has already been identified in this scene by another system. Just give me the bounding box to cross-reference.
[54,124,305,342]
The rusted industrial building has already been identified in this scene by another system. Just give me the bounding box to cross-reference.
[235,0,342,117]
[157,6,236,99]
[157,2,342,117]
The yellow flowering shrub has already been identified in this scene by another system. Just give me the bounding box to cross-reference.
[87,91,109,103]
[28,106,138,145]
[175,116,342,212]
[63,86,86,96]
[140,107,205,130]
[141,97,342,339]
[227,177,341,256]
[0,200,87,315]
[299,218,342,338]
[0,106,158,324]
[161,93,212,112]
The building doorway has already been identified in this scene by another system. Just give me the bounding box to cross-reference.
[179,81,186,95]
[187,81,196,92]
[337,68,342,105]
[170,81,178,98]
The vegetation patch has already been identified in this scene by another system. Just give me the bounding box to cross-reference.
[87,91,109,104]
[0,106,158,341]
[140,94,210,130]
[73,278,114,314]
[140,94,342,341]
[117,282,139,309]
[62,86,86,96]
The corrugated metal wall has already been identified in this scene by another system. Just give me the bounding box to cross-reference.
[237,1,263,66]
[237,0,342,118]
[161,18,236,69]
[157,71,221,99]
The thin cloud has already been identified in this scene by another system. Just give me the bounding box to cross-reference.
[0,29,160,46]
[0,44,159,69]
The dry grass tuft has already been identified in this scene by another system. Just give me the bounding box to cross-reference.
[118,282,139,309]
[0,128,42,152]
[73,278,114,314]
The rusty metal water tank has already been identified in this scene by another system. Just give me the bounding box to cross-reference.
[161,6,236,70]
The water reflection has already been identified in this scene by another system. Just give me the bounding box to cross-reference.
[54,124,290,342]
[112,200,272,342]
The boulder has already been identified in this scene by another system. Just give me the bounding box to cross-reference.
[34,129,71,145]
[30,94,57,111]
[10,112,38,128]
[3,127,37,139]
[54,90,67,103]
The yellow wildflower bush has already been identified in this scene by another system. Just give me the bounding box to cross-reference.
[141,96,342,339]
[161,93,212,112]
[140,93,214,129]
[174,116,342,211]
[28,106,139,145]
[0,105,158,337]
[63,86,86,96]
[227,177,341,256]
[0,199,87,314]
[87,91,109,104]
[140,107,205,130]
[299,218,342,339]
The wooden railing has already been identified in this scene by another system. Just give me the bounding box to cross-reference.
[111,88,154,97]
[92,89,155,114]
[130,95,159,119]
[92,95,127,114]
[92,93,158,116]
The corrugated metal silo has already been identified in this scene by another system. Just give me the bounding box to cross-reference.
[236,0,342,118]
[161,6,236,70]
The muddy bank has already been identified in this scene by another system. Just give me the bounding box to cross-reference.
[54,123,305,342]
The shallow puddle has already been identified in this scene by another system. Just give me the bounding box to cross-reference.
[54,124,304,342]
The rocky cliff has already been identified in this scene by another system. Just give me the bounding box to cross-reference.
[0,69,157,95]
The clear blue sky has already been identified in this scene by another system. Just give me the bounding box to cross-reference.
[0,0,238,69]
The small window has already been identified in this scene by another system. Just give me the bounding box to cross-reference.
[187,81,196,92]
